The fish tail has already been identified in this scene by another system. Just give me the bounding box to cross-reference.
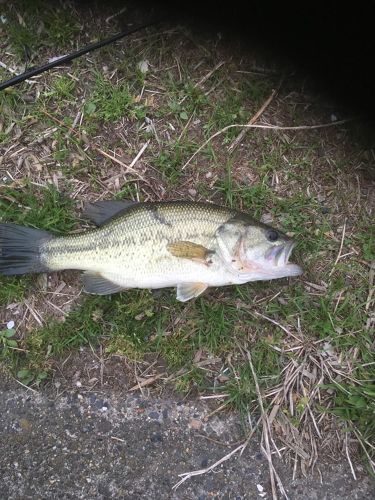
[0,223,53,276]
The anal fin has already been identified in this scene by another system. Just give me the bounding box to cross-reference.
[176,282,208,302]
[82,271,125,295]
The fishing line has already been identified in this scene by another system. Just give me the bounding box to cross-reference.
[0,20,159,91]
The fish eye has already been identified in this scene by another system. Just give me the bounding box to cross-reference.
[266,229,279,242]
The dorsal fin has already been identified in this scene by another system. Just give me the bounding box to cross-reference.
[83,200,137,226]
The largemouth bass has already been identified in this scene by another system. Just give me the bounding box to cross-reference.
[0,200,302,301]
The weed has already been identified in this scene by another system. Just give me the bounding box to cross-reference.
[153,140,198,184]
[226,339,282,413]
[85,73,148,123]
[208,92,249,140]
[0,327,18,356]
[0,183,76,233]
[5,1,79,60]
[44,75,77,101]
[17,367,48,386]
[0,276,29,306]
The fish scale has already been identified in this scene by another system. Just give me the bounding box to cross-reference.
[41,202,237,288]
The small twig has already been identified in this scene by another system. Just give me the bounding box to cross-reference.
[204,401,230,420]
[246,350,279,500]
[65,110,82,139]
[179,60,225,105]
[329,220,347,277]
[182,118,352,170]
[111,436,126,443]
[129,141,149,168]
[365,261,375,311]
[345,433,357,480]
[0,60,38,85]
[24,300,44,326]
[177,112,195,141]
[173,416,262,491]
[195,433,234,447]
[252,311,302,343]
[199,394,229,400]
[128,373,165,391]
[14,378,38,392]
[42,109,150,185]
[92,148,148,184]
[228,87,278,152]
[43,109,84,138]
[173,443,245,490]
[105,6,127,23]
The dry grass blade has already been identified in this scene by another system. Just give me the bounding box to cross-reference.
[246,349,289,500]
[365,261,375,312]
[129,372,165,391]
[0,60,38,85]
[252,311,302,343]
[353,429,375,475]
[172,417,262,491]
[41,109,150,185]
[129,141,149,168]
[14,378,38,392]
[95,148,148,183]
[228,87,278,152]
[179,60,225,105]
[199,393,229,399]
[329,219,347,277]
[172,443,246,490]
[345,433,357,480]
[182,119,353,170]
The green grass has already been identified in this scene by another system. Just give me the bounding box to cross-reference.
[0,276,29,306]
[4,0,80,60]
[0,85,26,145]
[160,77,209,121]
[84,73,148,123]
[0,183,77,232]
[204,76,272,141]
[43,75,77,101]
[153,139,199,184]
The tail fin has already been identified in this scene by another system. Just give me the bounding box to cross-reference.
[0,223,53,276]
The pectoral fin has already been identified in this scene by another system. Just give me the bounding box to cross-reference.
[176,282,208,302]
[82,271,125,295]
[167,241,214,264]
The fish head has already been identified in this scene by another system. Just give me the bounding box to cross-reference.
[216,216,303,282]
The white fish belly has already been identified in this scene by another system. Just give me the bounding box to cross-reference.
[95,254,236,290]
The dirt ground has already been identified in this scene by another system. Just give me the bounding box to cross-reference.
[1,369,374,500]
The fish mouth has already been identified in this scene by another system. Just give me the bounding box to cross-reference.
[265,242,300,269]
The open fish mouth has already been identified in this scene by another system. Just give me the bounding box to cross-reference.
[265,242,297,268]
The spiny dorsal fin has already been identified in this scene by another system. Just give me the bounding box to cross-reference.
[83,200,137,226]
[167,241,214,264]
[176,282,208,302]
[82,271,125,295]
